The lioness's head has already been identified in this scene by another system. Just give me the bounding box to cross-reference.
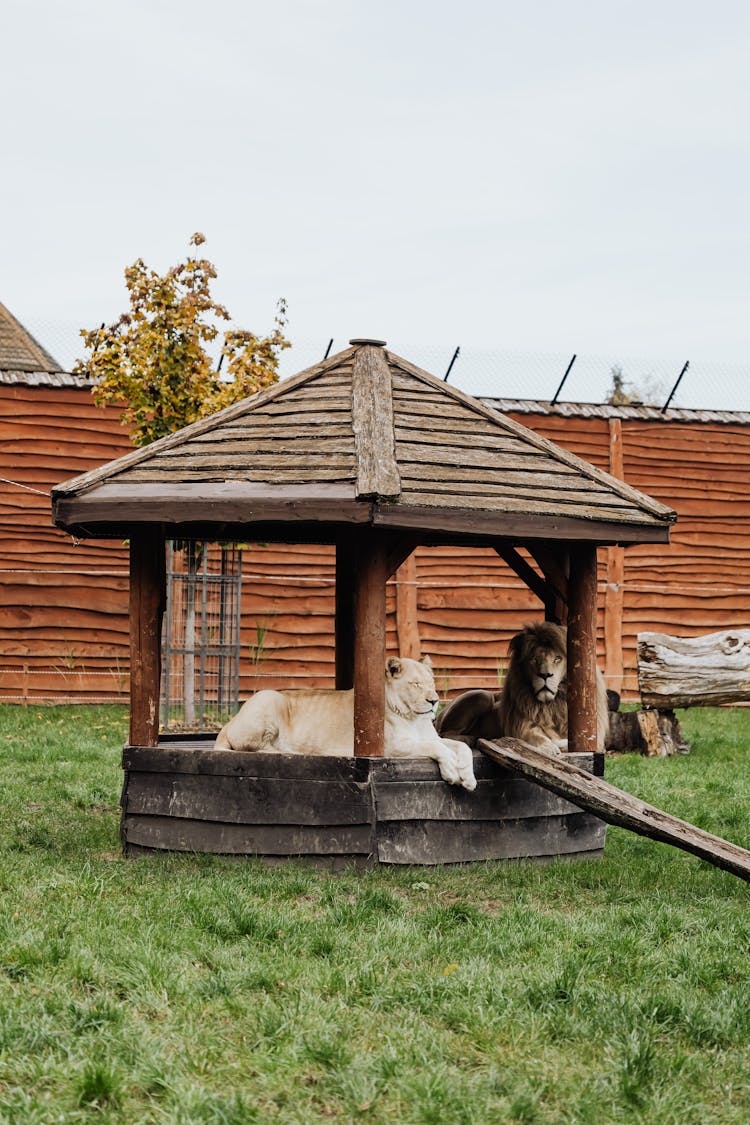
[509,622,567,704]
[385,655,439,719]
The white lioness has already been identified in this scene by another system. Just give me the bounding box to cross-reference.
[214,656,476,791]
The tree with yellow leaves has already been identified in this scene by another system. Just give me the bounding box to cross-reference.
[75,234,289,727]
[76,232,289,445]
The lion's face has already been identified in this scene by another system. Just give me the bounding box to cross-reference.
[525,645,566,703]
[385,656,439,718]
[513,623,567,704]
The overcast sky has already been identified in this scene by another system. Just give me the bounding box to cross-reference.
[2,0,749,403]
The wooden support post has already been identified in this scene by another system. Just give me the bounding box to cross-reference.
[353,532,388,756]
[395,552,421,659]
[604,546,625,694]
[335,534,357,690]
[129,527,165,747]
[604,419,625,694]
[567,543,599,755]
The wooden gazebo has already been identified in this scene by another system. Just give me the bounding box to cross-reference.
[52,339,676,864]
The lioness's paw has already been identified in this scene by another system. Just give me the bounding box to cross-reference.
[452,744,477,791]
[459,768,477,792]
[437,757,461,786]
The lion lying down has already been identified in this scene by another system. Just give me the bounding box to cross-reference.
[215,655,476,791]
[436,621,609,755]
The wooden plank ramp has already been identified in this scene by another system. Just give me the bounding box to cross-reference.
[478,738,750,882]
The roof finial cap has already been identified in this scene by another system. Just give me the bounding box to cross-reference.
[349,337,386,347]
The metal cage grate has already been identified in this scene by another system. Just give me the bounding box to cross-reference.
[160,542,242,730]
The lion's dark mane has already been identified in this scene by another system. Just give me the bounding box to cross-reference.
[499,621,569,742]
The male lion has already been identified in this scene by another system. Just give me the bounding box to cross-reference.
[436,622,609,754]
[214,655,476,790]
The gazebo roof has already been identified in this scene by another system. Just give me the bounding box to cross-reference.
[52,339,675,545]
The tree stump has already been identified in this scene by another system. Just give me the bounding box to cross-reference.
[607,709,689,757]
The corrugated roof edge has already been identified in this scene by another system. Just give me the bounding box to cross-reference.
[481,397,750,425]
[0,370,94,388]
[5,369,747,425]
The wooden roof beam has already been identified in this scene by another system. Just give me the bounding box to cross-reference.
[493,543,567,625]
[351,343,401,501]
[386,533,421,579]
[526,543,570,624]
[493,545,550,607]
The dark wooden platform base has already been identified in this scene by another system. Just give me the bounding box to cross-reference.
[121,739,606,866]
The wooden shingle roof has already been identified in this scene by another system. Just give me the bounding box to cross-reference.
[52,340,676,545]
[0,303,62,373]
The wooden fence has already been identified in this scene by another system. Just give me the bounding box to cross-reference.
[3,375,749,705]
[0,375,132,701]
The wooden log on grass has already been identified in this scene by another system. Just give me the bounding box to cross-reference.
[638,629,750,709]
[478,737,750,882]
[607,709,690,757]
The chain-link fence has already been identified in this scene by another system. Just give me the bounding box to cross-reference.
[26,316,750,413]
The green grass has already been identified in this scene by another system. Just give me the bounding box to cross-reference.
[0,704,748,1123]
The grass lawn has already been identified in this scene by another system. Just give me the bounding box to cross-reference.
[0,705,749,1124]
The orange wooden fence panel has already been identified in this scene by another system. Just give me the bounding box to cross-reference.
[3,380,750,704]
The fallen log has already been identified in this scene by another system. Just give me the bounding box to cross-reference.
[607,708,689,756]
[478,737,750,882]
[638,629,750,709]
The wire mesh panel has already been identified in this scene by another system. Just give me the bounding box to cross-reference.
[161,542,242,730]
